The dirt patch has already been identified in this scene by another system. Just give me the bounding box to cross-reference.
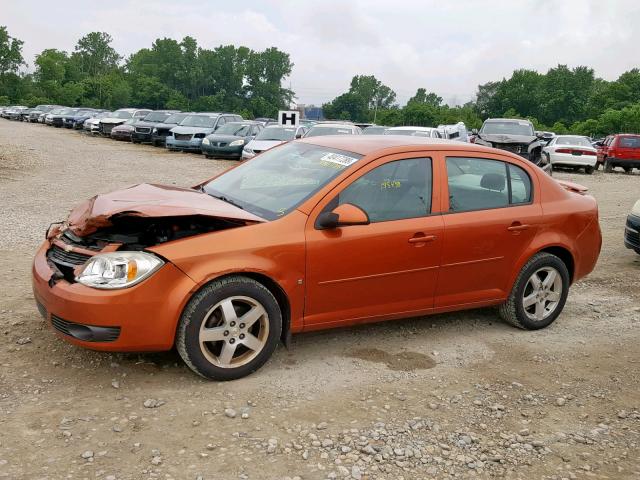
[348,347,436,371]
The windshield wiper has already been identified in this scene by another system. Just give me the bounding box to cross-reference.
[208,194,245,210]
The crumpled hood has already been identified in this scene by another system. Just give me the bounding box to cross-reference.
[478,133,538,144]
[59,183,265,237]
[245,139,285,151]
[171,126,214,135]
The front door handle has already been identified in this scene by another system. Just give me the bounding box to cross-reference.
[507,222,530,232]
[408,234,436,244]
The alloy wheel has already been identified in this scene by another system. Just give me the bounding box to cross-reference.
[522,267,563,322]
[198,296,269,368]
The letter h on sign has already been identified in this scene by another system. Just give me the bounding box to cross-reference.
[278,110,299,127]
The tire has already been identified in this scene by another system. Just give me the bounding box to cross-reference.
[205,154,212,159]
[635,248,640,255]
[604,158,613,173]
[623,167,632,174]
[499,252,570,330]
[585,165,595,175]
[176,276,282,381]
[132,140,140,144]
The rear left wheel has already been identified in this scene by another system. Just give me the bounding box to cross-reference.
[499,253,570,330]
[176,276,282,381]
[585,165,595,174]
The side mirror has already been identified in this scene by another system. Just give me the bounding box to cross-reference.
[316,203,370,229]
[471,128,478,135]
[536,132,546,139]
[594,141,603,147]
[295,133,303,139]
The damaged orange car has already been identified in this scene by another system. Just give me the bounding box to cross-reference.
[33,136,602,380]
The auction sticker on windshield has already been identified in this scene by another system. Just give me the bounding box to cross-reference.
[319,152,359,169]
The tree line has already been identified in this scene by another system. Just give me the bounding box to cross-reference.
[323,67,640,136]
[0,27,293,118]
[1,24,640,135]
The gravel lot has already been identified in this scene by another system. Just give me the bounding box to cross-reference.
[1,120,639,480]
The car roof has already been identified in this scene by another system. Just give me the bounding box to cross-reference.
[298,134,502,156]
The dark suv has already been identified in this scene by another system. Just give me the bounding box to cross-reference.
[472,118,551,173]
[131,111,180,144]
[596,134,640,173]
[150,112,192,147]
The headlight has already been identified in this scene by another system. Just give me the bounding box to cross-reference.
[229,139,245,146]
[76,252,164,289]
[152,128,158,134]
[202,138,210,145]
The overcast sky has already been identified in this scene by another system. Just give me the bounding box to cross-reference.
[3,0,640,106]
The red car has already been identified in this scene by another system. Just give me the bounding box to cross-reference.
[596,134,640,173]
[33,137,602,380]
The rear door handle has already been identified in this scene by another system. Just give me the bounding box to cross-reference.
[408,234,436,244]
[507,223,530,232]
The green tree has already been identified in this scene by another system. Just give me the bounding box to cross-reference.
[322,92,368,121]
[407,88,442,107]
[73,32,121,77]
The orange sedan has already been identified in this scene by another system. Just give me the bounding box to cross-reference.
[33,136,602,380]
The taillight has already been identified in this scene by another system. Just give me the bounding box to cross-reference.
[555,148,572,154]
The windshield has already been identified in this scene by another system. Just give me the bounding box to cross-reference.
[481,121,534,136]
[202,143,362,220]
[255,126,297,141]
[164,113,188,124]
[112,110,133,119]
[555,136,591,147]
[59,108,77,115]
[305,126,354,137]
[180,115,217,128]
[384,128,429,136]
[143,112,171,122]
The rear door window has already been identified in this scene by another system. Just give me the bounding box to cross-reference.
[618,136,640,148]
[446,157,532,212]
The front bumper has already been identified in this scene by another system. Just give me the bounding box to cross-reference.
[166,136,204,151]
[549,153,597,167]
[624,214,640,251]
[201,143,243,159]
[111,131,132,141]
[132,131,153,143]
[32,242,197,352]
[241,150,256,160]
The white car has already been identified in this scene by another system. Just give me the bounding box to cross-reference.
[242,125,307,159]
[99,108,152,136]
[304,122,362,137]
[384,126,442,138]
[542,135,598,174]
[84,111,112,133]
[437,122,469,142]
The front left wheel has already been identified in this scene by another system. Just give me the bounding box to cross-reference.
[176,276,282,380]
[499,252,570,330]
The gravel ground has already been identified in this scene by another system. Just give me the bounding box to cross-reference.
[0,120,639,480]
